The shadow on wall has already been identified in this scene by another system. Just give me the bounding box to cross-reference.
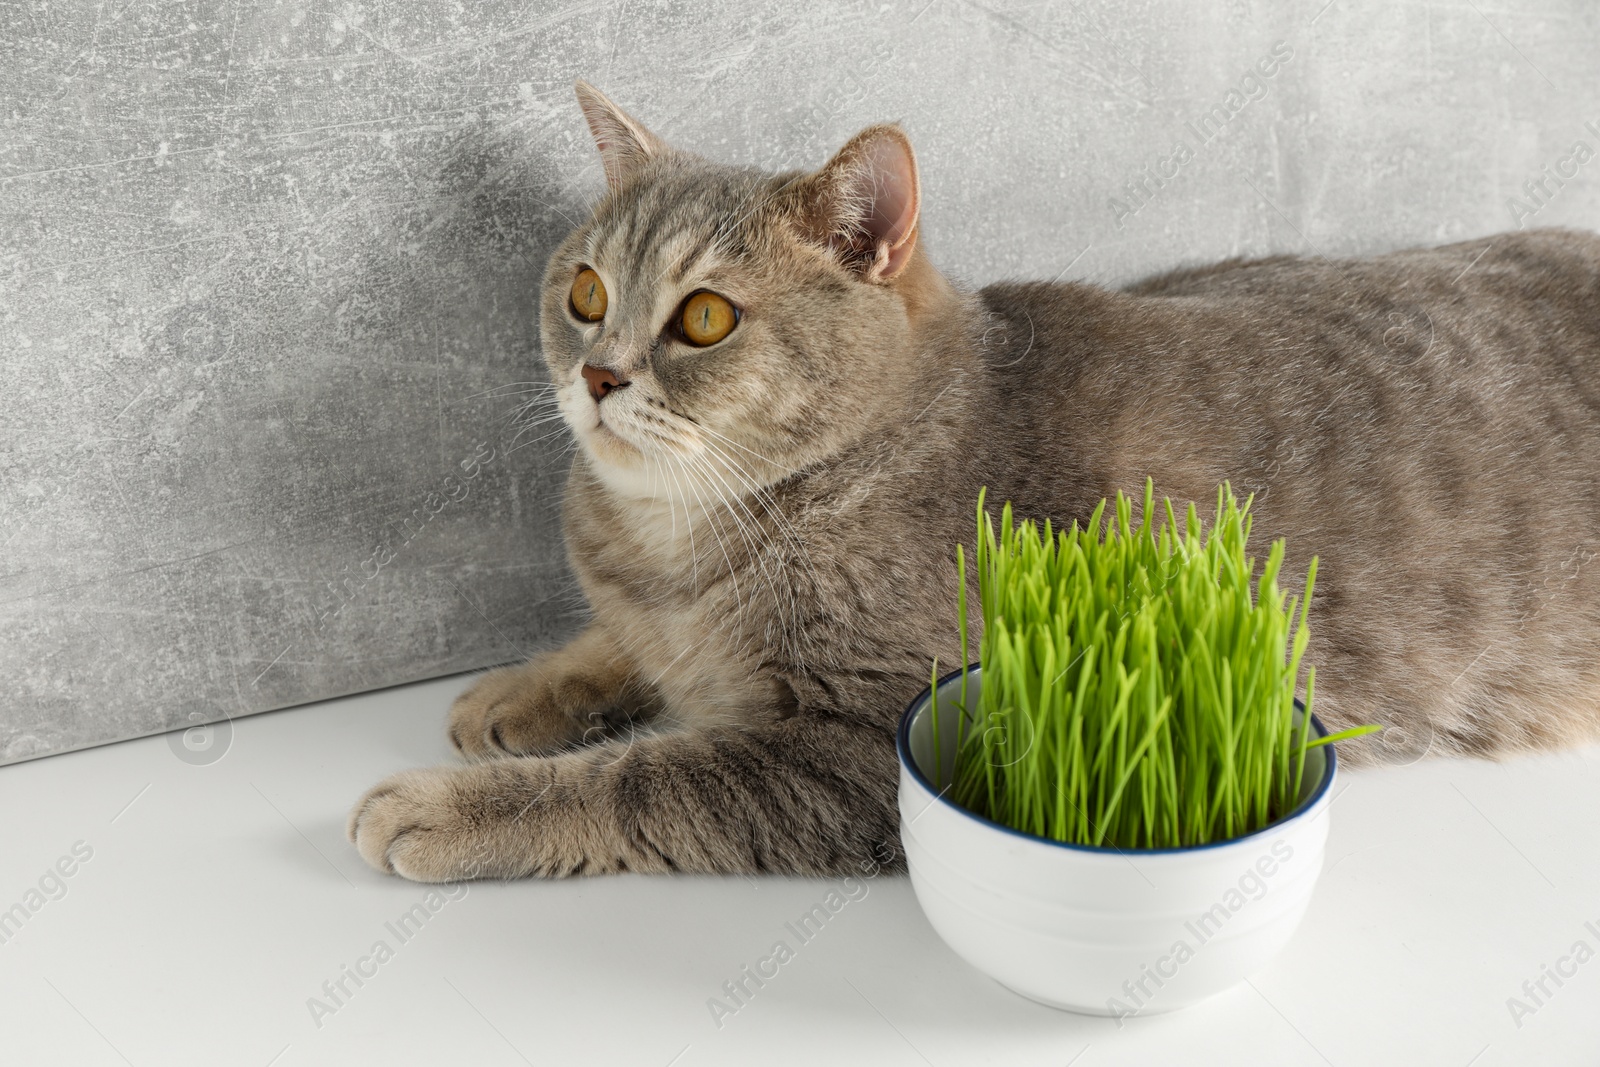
[15,0,1596,763]
[0,98,594,763]
[194,117,596,736]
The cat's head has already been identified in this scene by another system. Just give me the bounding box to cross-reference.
[541,81,946,504]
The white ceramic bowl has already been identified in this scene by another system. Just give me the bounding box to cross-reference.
[897,665,1335,1018]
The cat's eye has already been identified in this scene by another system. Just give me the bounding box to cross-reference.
[570,268,607,321]
[680,291,739,346]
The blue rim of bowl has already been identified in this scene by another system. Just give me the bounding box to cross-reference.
[896,663,1338,856]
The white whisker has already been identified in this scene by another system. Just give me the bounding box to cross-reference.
[685,447,807,663]
[698,423,806,477]
[660,451,702,597]
[675,453,748,628]
[460,381,561,402]
[700,436,823,599]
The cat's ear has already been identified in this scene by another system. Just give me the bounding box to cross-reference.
[574,80,669,192]
[791,124,921,283]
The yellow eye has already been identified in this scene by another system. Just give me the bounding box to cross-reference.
[680,291,738,346]
[570,268,607,321]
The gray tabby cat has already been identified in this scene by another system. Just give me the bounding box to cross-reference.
[349,81,1600,882]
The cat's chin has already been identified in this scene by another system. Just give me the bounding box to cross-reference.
[578,428,664,501]
[586,418,635,455]
[588,460,675,505]
[581,423,635,461]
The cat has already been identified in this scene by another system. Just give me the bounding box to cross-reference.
[348,80,1600,882]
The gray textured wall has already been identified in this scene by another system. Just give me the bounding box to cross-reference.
[2,0,1596,764]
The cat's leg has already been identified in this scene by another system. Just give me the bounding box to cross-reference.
[348,713,903,880]
[447,624,661,760]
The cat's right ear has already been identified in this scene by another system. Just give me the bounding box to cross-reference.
[574,80,668,193]
[788,124,921,283]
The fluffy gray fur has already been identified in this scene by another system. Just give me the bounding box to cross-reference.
[349,83,1600,882]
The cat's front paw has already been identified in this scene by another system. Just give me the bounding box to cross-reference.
[447,664,610,761]
[347,765,537,882]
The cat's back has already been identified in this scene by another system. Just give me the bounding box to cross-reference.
[968,228,1600,759]
[1122,227,1600,306]
[974,227,1600,421]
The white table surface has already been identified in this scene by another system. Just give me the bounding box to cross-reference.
[2,673,1596,1067]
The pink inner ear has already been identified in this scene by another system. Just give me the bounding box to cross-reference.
[574,81,663,193]
[857,134,919,278]
[864,137,916,244]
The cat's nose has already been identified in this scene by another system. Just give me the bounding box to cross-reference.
[581,364,629,402]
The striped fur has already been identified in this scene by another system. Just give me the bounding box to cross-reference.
[350,85,1600,882]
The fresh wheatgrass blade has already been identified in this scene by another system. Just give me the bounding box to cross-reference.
[929,479,1381,849]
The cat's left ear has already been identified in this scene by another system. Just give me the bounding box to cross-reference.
[790,124,921,283]
[574,80,669,192]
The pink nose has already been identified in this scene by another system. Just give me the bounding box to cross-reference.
[581,364,628,402]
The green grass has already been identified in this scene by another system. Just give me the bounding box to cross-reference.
[928,479,1379,850]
